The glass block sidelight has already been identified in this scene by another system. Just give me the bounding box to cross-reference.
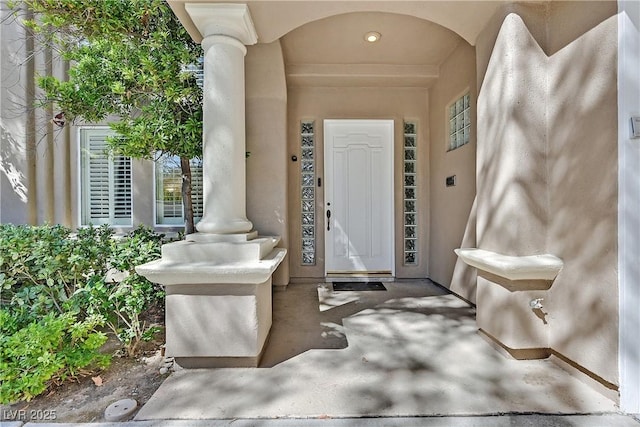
[448,92,471,151]
[300,121,316,265]
[404,161,415,174]
[404,122,416,135]
[302,252,315,265]
[302,187,315,200]
[302,200,314,213]
[302,213,314,225]
[301,122,314,135]
[403,121,418,265]
[302,173,314,187]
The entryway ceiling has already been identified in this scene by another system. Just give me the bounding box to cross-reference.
[168,0,504,87]
[169,1,505,45]
[282,12,460,66]
[281,12,462,87]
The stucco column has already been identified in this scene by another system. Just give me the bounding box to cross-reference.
[137,4,286,368]
[197,34,252,233]
[185,3,258,234]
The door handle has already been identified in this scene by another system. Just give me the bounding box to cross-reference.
[326,209,331,231]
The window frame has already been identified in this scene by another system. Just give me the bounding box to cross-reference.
[447,90,471,152]
[153,154,204,227]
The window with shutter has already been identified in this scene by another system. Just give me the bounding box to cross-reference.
[154,155,203,226]
[80,128,132,226]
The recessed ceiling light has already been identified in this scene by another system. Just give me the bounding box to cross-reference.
[364,31,381,43]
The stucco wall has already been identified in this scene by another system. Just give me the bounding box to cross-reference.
[428,41,477,302]
[0,6,74,226]
[474,1,619,388]
[1,5,31,224]
[287,86,429,279]
[476,11,549,257]
[245,41,290,286]
[545,1,619,388]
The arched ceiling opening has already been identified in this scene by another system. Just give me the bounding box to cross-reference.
[281,11,463,87]
[168,0,502,87]
[168,0,505,46]
[281,12,461,66]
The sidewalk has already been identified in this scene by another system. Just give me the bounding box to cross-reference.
[3,413,640,427]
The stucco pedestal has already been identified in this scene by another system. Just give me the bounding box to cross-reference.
[136,234,286,368]
[477,273,551,358]
[456,248,563,358]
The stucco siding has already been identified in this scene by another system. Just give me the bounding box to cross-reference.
[2,6,38,225]
[428,41,477,302]
[246,41,290,286]
[477,13,549,257]
[475,0,619,389]
[546,3,619,388]
[1,5,77,226]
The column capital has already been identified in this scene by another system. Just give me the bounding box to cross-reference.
[185,3,258,45]
[202,35,247,56]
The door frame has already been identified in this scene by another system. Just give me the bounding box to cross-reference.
[323,119,395,276]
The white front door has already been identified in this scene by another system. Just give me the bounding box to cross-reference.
[324,120,394,274]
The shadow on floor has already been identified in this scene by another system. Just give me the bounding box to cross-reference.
[259,279,455,367]
[135,279,618,421]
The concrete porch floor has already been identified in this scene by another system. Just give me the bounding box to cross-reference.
[135,280,624,421]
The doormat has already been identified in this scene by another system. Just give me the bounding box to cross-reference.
[332,282,387,291]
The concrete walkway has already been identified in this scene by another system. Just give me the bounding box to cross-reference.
[6,414,640,427]
[131,280,634,423]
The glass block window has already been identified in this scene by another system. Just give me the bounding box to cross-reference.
[300,121,316,265]
[403,121,418,265]
[448,92,471,151]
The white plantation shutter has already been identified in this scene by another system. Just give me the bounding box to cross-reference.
[155,155,203,225]
[112,156,132,220]
[80,129,132,226]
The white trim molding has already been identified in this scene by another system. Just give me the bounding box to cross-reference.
[618,0,640,414]
[184,3,258,45]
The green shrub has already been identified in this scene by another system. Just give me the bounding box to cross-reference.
[0,224,113,323]
[84,226,165,356]
[0,310,109,403]
[0,224,165,403]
